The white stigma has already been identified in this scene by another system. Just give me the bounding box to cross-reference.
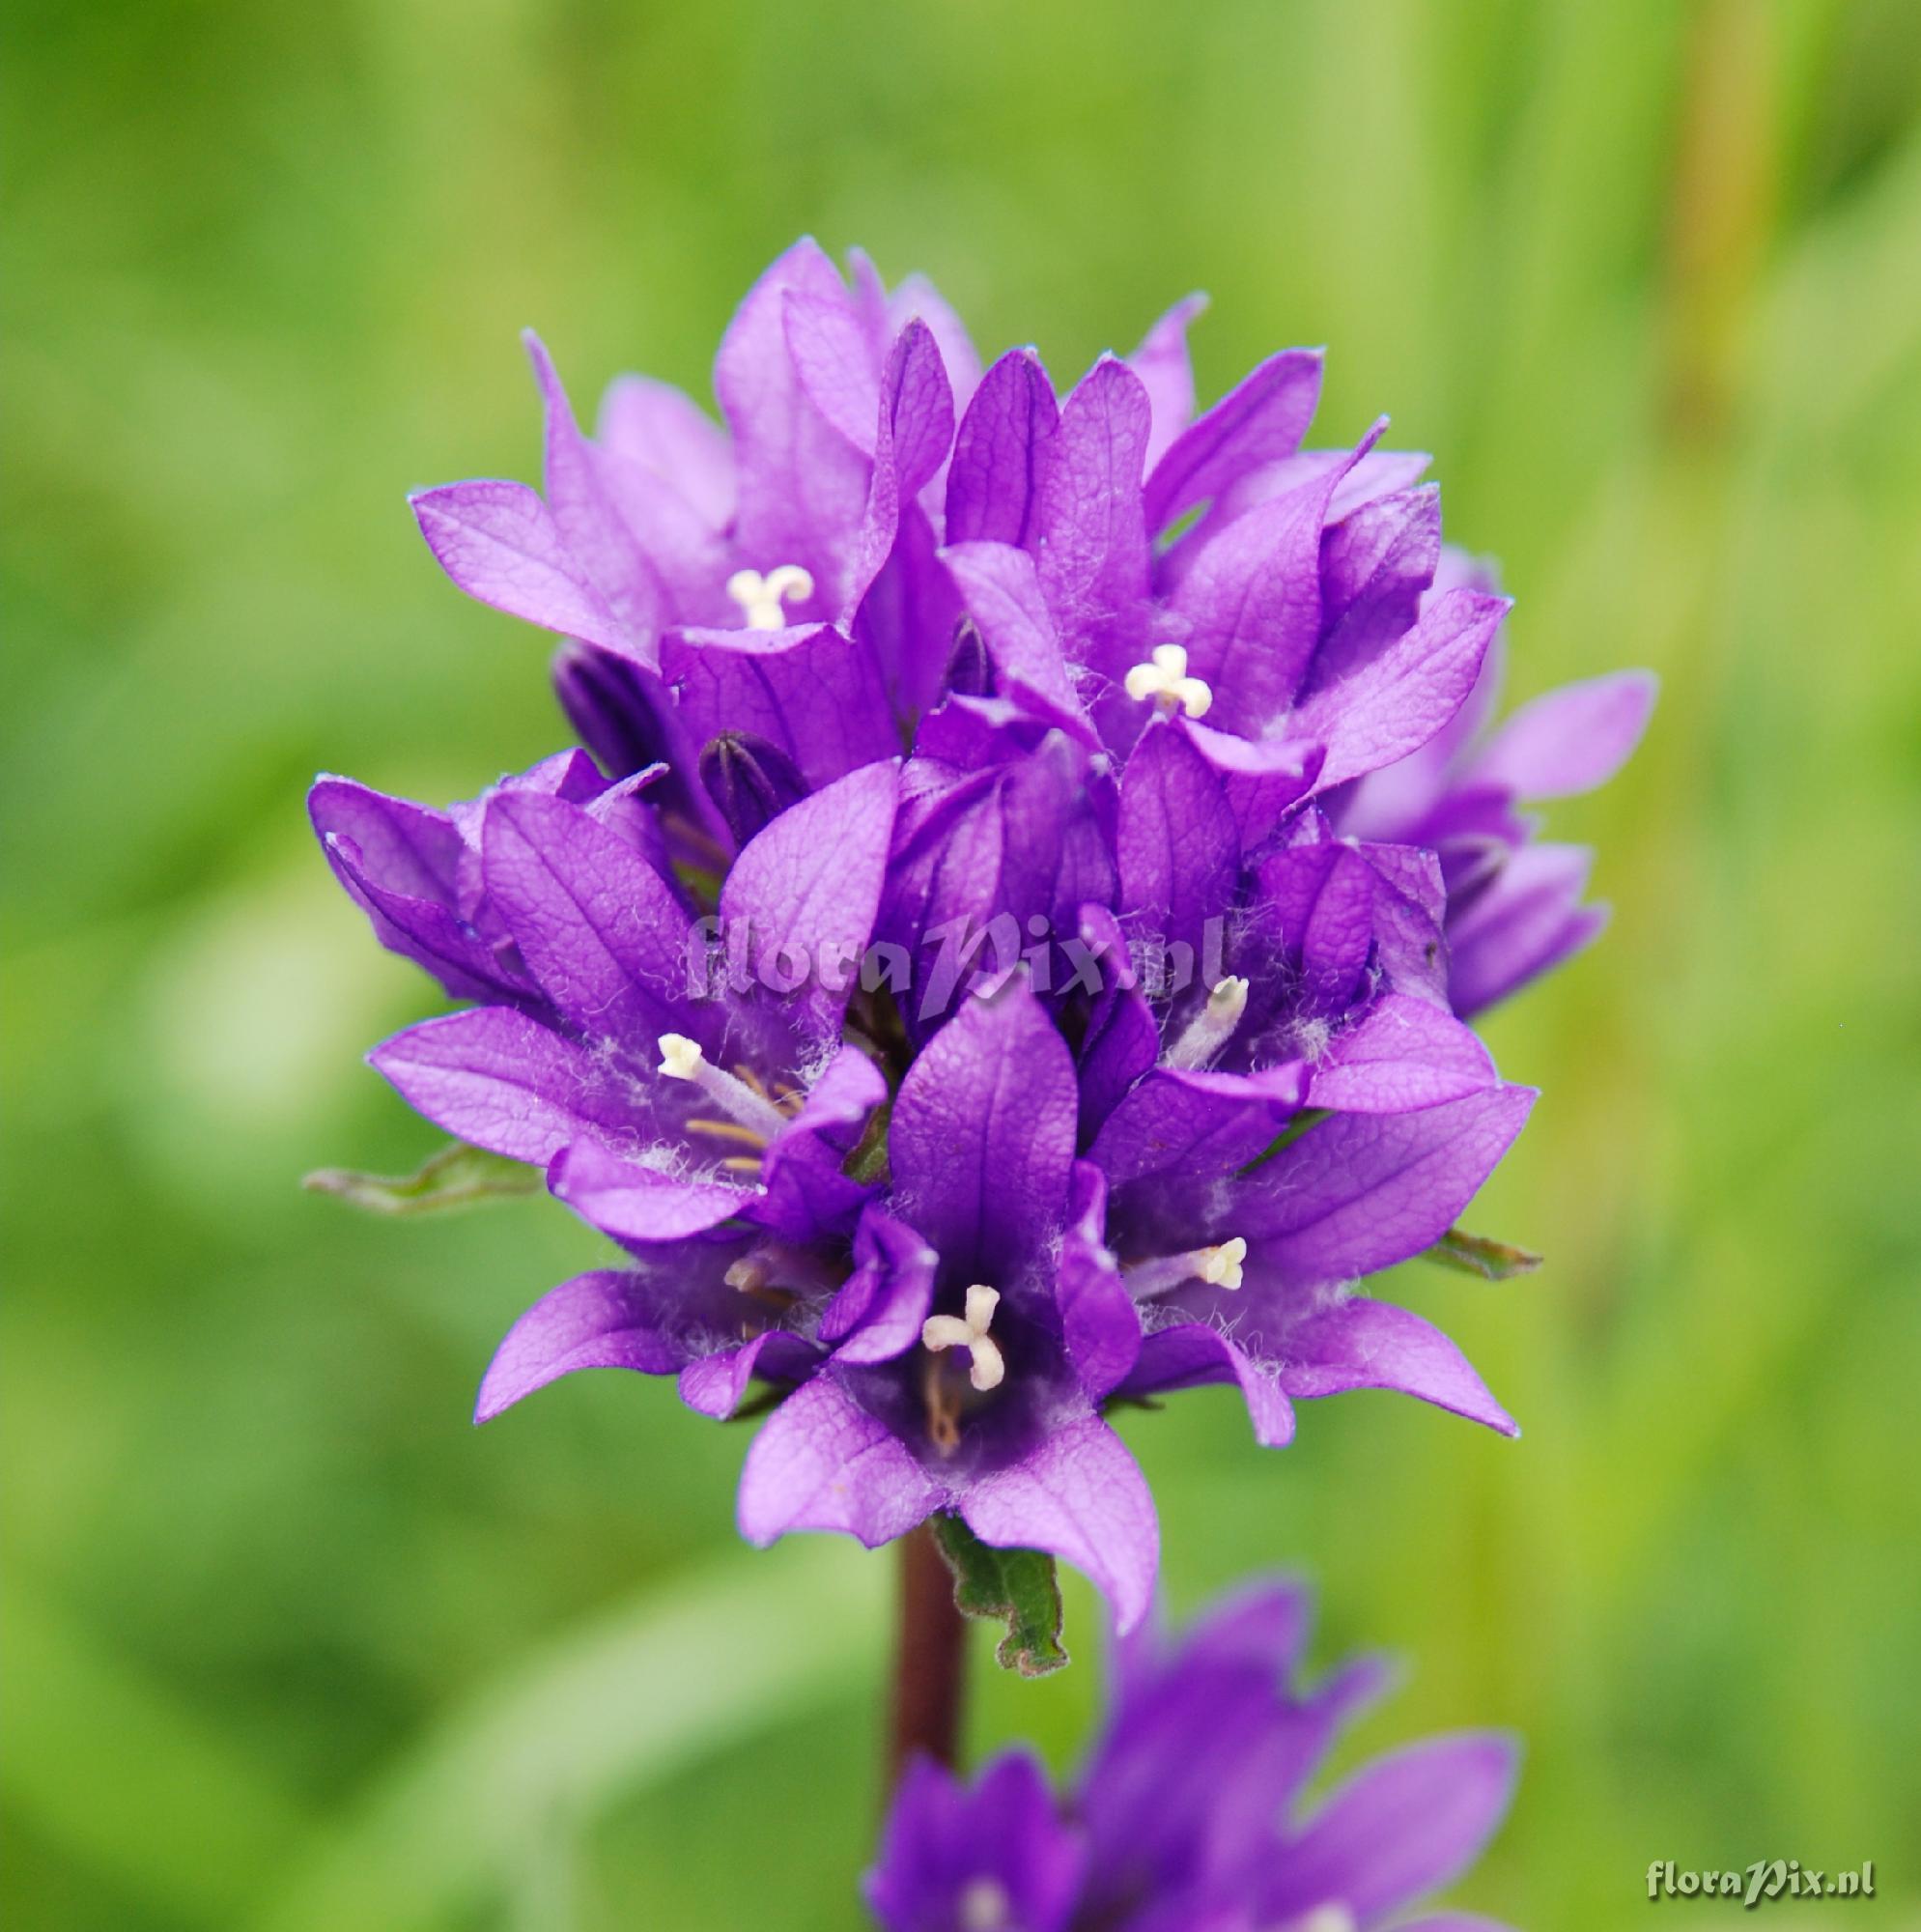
[658,1033,705,1080]
[1165,975,1249,1069]
[921,1283,1006,1392]
[1123,641,1213,719]
[957,1877,1012,1932]
[1124,1237,1249,1301]
[726,563,814,630]
[1197,1236,1247,1289]
[656,1034,790,1142]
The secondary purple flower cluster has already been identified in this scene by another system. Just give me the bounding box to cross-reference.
[313,240,1650,1632]
[868,1578,1518,1932]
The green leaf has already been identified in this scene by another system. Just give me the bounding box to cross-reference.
[1425,1226,1544,1281]
[930,1514,1068,1678]
[302,1141,539,1215]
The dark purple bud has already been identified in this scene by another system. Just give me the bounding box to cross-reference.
[553,643,670,780]
[944,616,995,697]
[699,732,808,845]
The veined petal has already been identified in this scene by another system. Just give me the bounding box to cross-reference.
[368,1008,626,1163]
[889,978,1077,1285]
[737,1373,941,1548]
[474,1268,685,1421]
[960,1413,1158,1634]
[410,480,627,654]
[1144,347,1322,533]
[946,348,1059,548]
[1277,1296,1517,1434]
[1467,668,1657,800]
[1306,993,1496,1114]
[1237,1086,1535,1284]
[481,789,694,1045]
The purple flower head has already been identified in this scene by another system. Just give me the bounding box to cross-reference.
[865,1577,1519,1932]
[314,249,1641,1639]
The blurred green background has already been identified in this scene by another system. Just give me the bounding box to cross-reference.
[5,0,1920,1925]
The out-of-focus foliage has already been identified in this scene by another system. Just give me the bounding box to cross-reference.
[4,2,1919,1925]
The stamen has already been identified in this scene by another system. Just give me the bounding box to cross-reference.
[1123,1237,1248,1301]
[725,563,815,631]
[657,1034,789,1142]
[920,1283,1006,1392]
[1122,641,1213,719]
[1165,975,1249,1069]
[723,1255,797,1312]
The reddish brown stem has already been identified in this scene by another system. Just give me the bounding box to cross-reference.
[887,1520,968,1789]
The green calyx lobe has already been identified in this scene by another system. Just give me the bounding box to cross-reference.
[931,1514,1068,1678]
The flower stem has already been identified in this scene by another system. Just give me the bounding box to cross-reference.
[887,1520,968,1788]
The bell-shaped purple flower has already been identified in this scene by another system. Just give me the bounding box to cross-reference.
[737,979,1158,1629]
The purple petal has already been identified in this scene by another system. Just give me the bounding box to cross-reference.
[1031,356,1153,673]
[1092,1065,1309,1190]
[755,1044,890,1241]
[1178,724,1326,852]
[846,322,957,615]
[308,778,463,903]
[887,273,984,413]
[1119,1323,1296,1446]
[481,789,694,1044]
[1238,1086,1536,1284]
[714,239,872,594]
[961,1413,1158,1633]
[1316,483,1443,676]
[946,348,1059,548]
[1164,444,1369,735]
[1293,586,1511,789]
[1057,1163,1141,1400]
[1447,843,1604,1018]
[1116,718,1241,954]
[1128,293,1207,471]
[368,1008,626,1163]
[474,1268,684,1421]
[677,1329,822,1421]
[1278,1296,1516,1434]
[736,1373,941,1548]
[1073,907,1162,1142]
[720,760,899,1032]
[596,373,735,526]
[1467,668,1656,800]
[410,480,627,653]
[660,622,901,789]
[1307,994,1495,1114]
[524,332,673,639]
[1144,347,1322,533]
[548,1140,752,1243]
[1262,1734,1518,1927]
[313,794,517,1003]
[818,1208,940,1366]
[890,979,1078,1283]
[940,540,1090,735]
[782,287,882,452]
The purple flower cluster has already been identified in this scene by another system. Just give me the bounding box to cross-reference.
[867,1577,1518,1932]
[313,240,1650,1630]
